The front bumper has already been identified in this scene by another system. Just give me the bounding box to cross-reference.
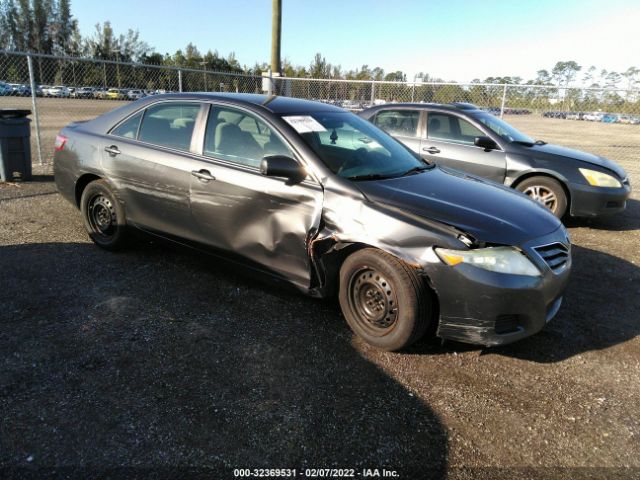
[569,180,631,217]
[426,228,571,346]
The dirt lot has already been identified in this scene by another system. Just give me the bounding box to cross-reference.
[1,104,640,478]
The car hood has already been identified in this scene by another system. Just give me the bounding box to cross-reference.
[355,167,562,246]
[530,143,627,179]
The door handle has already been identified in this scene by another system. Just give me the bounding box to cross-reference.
[104,145,121,156]
[422,146,441,154]
[191,169,215,182]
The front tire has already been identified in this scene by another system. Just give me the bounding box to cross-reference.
[339,248,433,351]
[80,179,129,250]
[515,176,568,218]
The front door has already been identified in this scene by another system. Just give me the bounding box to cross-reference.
[422,112,506,183]
[189,104,323,288]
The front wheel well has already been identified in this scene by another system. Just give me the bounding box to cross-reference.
[318,242,439,328]
[74,173,102,207]
[511,172,571,210]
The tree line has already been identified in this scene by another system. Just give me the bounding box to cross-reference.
[0,0,638,101]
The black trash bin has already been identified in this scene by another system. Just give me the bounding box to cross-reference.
[0,109,32,181]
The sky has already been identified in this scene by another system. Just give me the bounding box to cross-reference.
[72,0,640,82]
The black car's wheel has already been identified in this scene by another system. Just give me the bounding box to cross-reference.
[516,176,567,218]
[80,179,129,250]
[339,248,433,351]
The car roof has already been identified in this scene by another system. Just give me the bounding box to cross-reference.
[146,92,344,114]
[361,102,485,115]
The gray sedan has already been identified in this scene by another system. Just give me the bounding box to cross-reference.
[360,103,631,218]
[54,93,571,350]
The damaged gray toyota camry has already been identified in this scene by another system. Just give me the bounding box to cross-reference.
[54,93,571,351]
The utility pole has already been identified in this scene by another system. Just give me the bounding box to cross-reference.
[271,0,281,74]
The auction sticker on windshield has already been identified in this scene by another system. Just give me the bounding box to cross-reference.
[283,116,327,133]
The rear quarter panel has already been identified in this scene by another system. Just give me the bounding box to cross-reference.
[54,125,106,207]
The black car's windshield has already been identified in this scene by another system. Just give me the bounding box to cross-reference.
[474,112,535,144]
[283,112,429,180]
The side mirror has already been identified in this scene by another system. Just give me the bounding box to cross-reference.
[474,136,499,151]
[260,155,306,183]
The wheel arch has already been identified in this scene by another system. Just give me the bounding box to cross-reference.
[510,171,572,211]
[74,173,102,207]
[312,240,439,319]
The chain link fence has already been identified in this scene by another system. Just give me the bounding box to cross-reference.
[1,51,639,176]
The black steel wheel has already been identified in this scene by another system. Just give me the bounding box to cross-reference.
[339,248,434,351]
[80,179,129,250]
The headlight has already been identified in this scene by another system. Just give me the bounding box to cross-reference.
[579,168,621,188]
[434,246,541,276]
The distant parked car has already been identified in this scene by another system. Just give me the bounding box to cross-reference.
[7,83,31,96]
[565,112,584,120]
[93,89,108,100]
[127,89,144,100]
[47,85,71,98]
[601,114,619,123]
[360,102,631,218]
[72,87,95,99]
[106,88,126,100]
[583,112,604,122]
[0,81,13,95]
[618,115,640,125]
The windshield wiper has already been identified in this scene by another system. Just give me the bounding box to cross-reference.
[401,165,432,177]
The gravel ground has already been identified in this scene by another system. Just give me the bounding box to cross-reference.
[1,169,639,479]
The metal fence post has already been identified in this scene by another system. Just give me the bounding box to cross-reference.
[26,54,44,166]
[371,81,375,104]
[268,69,273,96]
[500,84,507,119]
[178,69,183,92]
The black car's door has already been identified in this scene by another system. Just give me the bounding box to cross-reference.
[421,111,506,183]
[188,104,323,289]
[370,108,423,154]
[101,101,205,238]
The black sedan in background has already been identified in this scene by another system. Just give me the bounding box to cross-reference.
[54,93,571,350]
[360,103,631,218]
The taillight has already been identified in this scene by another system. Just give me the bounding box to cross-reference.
[54,134,67,151]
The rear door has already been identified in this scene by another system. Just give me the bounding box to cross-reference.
[188,104,323,288]
[422,111,506,183]
[101,101,204,238]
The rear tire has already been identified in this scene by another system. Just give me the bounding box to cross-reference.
[339,248,433,351]
[80,179,129,250]
[515,176,568,218]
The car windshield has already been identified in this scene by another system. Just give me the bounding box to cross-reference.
[285,112,429,180]
[474,112,535,144]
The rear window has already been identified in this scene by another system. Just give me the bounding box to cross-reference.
[373,109,420,137]
[111,111,143,139]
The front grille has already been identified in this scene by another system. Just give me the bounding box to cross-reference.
[534,243,569,273]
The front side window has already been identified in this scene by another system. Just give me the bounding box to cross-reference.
[373,109,420,138]
[427,113,485,145]
[204,106,292,168]
[137,102,200,151]
[287,112,427,180]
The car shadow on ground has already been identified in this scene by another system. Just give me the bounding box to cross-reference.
[406,244,640,363]
[0,241,447,476]
[564,198,640,232]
